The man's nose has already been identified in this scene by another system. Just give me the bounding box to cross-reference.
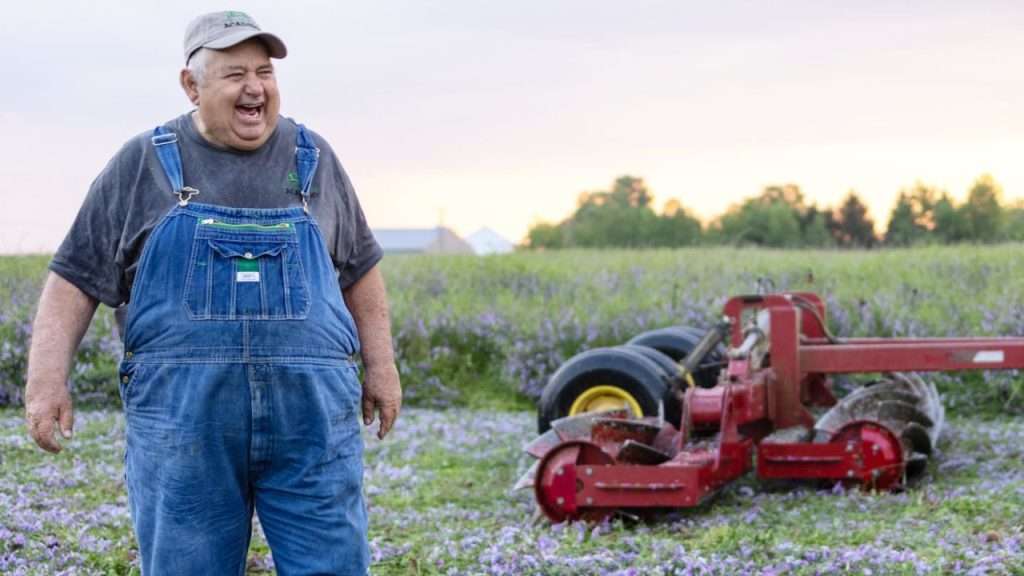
[243,76,265,96]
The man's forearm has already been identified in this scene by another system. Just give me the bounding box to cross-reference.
[28,273,99,388]
[25,272,98,452]
[342,265,395,368]
[343,264,401,438]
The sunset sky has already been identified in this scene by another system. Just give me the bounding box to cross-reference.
[1,0,1021,252]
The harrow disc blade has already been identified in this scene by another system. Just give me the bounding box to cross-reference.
[900,422,934,456]
[814,373,944,484]
[616,439,672,465]
[589,417,662,448]
[523,429,563,460]
[877,400,934,428]
[550,409,631,441]
[905,451,930,478]
[534,440,615,523]
[518,409,633,492]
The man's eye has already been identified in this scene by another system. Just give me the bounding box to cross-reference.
[226,73,244,80]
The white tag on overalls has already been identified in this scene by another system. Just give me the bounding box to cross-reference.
[236,260,260,282]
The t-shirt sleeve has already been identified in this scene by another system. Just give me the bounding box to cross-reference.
[49,141,139,308]
[331,160,383,290]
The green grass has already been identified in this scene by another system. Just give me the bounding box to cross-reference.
[382,245,1024,332]
[5,246,1024,415]
[2,408,1022,574]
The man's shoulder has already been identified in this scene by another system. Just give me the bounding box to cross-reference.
[280,117,340,159]
[113,115,191,165]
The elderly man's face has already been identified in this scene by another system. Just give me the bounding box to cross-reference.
[181,39,280,151]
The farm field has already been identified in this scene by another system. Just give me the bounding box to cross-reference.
[1,408,1022,575]
[1,247,1023,574]
[3,247,1023,413]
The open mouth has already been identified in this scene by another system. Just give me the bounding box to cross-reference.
[235,102,264,121]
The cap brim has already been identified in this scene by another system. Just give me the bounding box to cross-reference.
[202,29,287,59]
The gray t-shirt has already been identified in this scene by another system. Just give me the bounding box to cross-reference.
[50,113,382,310]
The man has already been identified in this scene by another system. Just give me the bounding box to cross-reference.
[23,11,400,575]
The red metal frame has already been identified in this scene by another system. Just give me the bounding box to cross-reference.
[535,292,1024,521]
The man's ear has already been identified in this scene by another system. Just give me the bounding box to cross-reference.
[180,69,200,106]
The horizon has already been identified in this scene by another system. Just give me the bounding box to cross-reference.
[1,1,1021,253]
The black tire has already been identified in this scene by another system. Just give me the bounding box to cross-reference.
[620,344,681,380]
[537,346,677,433]
[679,326,729,359]
[619,344,685,427]
[626,326,724,388]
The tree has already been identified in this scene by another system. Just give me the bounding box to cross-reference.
[830,191,876,248]
[712,184,811,248]
[932,193,966,243]
[716,199,802,247]
[1003,201,1024,242]
[959,174,1004,243]
[567,200,659,248]
[907,183,939,230]
[526,222,565,249]
[757,184,805,209]
[800,205,835,247]
[654,199,702,246]
[607,175,654,209]
[884,182,946,246]
[525,175,703,249]
[885,192,918,246]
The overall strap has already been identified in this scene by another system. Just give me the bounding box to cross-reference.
[151,127,199,206]
[294,124,320,212]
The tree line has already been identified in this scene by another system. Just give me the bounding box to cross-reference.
[526,175,1021,249]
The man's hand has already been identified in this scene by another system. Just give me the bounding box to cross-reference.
[342,265,401,440]
[361,363,401,439]
[24,272,98,453]
[25,381,74,453]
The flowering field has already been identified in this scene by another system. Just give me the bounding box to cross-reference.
[1,408,1022,575]
[4,246,1022,414]
[381,245,1024,414]
[2,248,1024,574]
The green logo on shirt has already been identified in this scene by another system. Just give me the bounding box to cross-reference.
[286,170,317,197]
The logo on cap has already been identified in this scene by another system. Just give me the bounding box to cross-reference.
[223,11,255,29]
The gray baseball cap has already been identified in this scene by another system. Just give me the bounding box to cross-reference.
[184,11,287,64]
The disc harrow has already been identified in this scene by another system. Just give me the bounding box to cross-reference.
[518,292,1024,522]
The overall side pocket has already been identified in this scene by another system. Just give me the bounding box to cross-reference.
[117,361,151,412]
[318,364,364,466]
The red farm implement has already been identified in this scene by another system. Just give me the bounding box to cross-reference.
[517,292,1024,522]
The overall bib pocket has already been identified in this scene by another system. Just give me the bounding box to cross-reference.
[184,220,311,320]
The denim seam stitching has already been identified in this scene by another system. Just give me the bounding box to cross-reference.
[178,203,307,219]
[182,219,206,320]
[124,211,183,342]
[258,257,268,318]
[294,243,314,318]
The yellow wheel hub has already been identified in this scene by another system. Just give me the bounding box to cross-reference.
[568,385,643,417]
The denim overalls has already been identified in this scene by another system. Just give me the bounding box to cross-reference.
[118,124,369,575]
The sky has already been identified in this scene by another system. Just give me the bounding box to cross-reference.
[0,0,1021,252]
